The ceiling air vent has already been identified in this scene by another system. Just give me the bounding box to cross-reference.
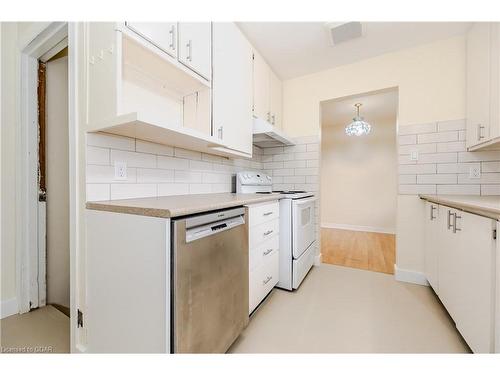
[325,22,363,45]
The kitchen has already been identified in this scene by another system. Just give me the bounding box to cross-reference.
[1,3,500,372]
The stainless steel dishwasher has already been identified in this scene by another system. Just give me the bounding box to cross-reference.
[171,206,249,353]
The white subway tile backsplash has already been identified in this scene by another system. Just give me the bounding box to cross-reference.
[158,183,189,196]
[295,167,319,176]
[399,164,436,174]
[417,174,457,184]
[399,174,416,184]
[481,185,500,195]
[273,168,294,176]
[87,184,110,201]
[175,170,203,183]
[458,151,500,162]
[189,184,212,194]
[399,155,417,165]
[437,119,466,132]
[87,146,110,165]
[211,183,233,193]
[284,175,306,184]
[436,185,480,195]
[283,144,307,154]
[137,168,174,183]
[306,143,319,152]
[111,150,157,168]
[436,141,466,153]
[417,131,458,144]
[458,130,466,141]
[306,159,319,168]
[202,153,225,164]
[86,165,137,184]
[202,172,232,184]
[189,160,213,171]
[481,161,500,173]
[399,122,436,135]
[399,143,436,155]
[399,184,436,195]
[283,160,306,169]
[273,153,295,162]
[295,151,319,160]
[458,173,500,184]
[398,135,417,145]
[110,184,157,200]
[87,132,135,151]
[264,146,284,155]
[436,163,479,174]
[264,161,285,169]
[136,140,174,156]
[418,152,457,164]
[157,155,189,170]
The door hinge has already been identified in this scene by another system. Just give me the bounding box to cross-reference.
[493,229,497,240]
[77,309,84,328]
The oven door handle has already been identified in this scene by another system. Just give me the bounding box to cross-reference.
[293,197,317,207]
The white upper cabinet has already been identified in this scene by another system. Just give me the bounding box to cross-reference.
[178,23,212,80]
[212,23,253,156]
[126,22,178,58]
[269,70,283,129]
[466,22,500,150]
[252,51,270,121]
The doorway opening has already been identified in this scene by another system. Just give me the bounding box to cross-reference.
[37,46,70,316]
[319,88,398,274]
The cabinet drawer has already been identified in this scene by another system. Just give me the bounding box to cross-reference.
[249,218,279,249]
[249,251,279,314]
[249,235,279,271]
[248,201,279,227]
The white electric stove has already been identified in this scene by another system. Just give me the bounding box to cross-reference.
[236,172,317,290]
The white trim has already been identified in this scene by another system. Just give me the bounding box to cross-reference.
[321,222,396,235]
[314,253,322,266]
[394,264,429,286]
[1,298,19,319]
[17,22,69,314]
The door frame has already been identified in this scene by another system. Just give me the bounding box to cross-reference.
[16,23,80,350]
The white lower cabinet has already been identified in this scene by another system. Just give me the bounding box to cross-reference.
[246,201,280,314]
[423,201,497,353]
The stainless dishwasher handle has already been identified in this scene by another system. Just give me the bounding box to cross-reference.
[263,276,272,285]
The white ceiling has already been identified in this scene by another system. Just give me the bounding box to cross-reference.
[321,89,398,128]
[237,22,472,79]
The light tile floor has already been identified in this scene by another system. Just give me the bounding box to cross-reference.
[229,264,471,353]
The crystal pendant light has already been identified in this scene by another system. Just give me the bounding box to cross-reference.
[345,103,371,136]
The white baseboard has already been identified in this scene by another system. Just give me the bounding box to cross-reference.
[321,222,396,235]
[1,298,19,319]
[394,264,429,286]
[314,254,322,266]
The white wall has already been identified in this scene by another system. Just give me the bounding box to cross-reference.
[320,91,398,233]
[282,35,467,273]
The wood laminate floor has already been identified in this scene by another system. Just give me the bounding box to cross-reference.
[321,228,396,274]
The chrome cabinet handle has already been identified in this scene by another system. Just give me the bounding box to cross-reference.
[447,210,453,230]
[263,230,273,236]
[453,213,462,233]
[169,25,176,50]
[263,211,273,216]
[263,248,273,256]
[263,276,272,285]
[271,114,275,125]
[186,40,192,61]
[217,126,223,140]
[478,124,485,141]
[430,205,436,220]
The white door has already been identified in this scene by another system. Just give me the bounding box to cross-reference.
[453,211,495,353]
[466,22,491,147]
[292,197,316,259]
[424,202,439,292]
[252,51,270,122]
[126,22,178,58]
[269,70,282,128]
[212,23,253,155]
[178,22,212,80]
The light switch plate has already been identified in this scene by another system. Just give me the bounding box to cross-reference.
[469,165,481,179]
[410,150,419,161]
[114,161,127,180]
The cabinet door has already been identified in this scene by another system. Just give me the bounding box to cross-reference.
[178,22,212,80]
[252,51,270,121]
[126,22,177,58]
[490,23,500,140]
[269,70,282,128]
[454,211,495,353]
[466,23,491,148]
[424,202,439,292]
[438,207,462,319]
[212,23,253,155]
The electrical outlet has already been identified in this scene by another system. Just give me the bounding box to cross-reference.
[410,150,419,161]
[469,165,481,179]
[114,161,127,180]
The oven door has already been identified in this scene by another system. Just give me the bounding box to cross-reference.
[292,197,316,259]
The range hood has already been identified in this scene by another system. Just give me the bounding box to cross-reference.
[252,117,295,148]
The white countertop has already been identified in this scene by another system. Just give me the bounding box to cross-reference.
[86,193,283,218]
[419,195,500,220]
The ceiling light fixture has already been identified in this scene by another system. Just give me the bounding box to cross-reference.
[345,103,371,136]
